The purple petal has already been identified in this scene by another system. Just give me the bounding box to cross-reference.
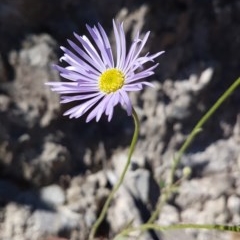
[60,92,102,103]
[106,92,120,121]
[97,23,114,67]
[126,63,159,83]
[86,25,113,68]
[86,94,112,122]
[65,94,103,119]
[74,34,106,71]
[116,22,126,69]
[66,39,103,75]
[119,90,132,115]
[122,31,140,73]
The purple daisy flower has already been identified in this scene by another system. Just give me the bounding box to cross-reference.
[46,20,164,122]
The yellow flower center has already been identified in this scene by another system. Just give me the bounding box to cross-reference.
[98,68,125,94]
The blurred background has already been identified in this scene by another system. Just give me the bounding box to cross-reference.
[0,0,240,239]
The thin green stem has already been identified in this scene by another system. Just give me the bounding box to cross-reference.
[172,77,240,184]
[147,77,240,224]
[89,108,140,240]
[115,223,240,239]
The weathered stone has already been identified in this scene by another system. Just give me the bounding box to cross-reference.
[227,195,240,216]
[40,184,65,206]
[157,204,179,226]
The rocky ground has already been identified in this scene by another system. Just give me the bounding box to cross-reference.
[0,0,240,240]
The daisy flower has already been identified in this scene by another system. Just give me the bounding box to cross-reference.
[46,20,164,122]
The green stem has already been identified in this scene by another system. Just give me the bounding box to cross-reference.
[172,77,240,183]
[115,223,240,239]
[147,77,240,224]
[89,108,140,240]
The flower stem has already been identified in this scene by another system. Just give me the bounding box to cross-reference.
[89,108,140,240]
[115,223,240,239]
[147,77,240,224]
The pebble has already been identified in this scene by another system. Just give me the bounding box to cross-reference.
[227,195,240,216]
[40,184,65,206]
[157,204,179,225]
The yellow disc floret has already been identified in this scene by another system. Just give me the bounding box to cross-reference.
[98,68,125,94]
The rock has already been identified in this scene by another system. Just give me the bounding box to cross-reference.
[0,95,11,112]
[164,68,213,121]
[227,195,240,216]
[176,174,233,209]
[18,141,71,186]
[111,152,160,209]
[236,176,240,197]
[8,34,60,128]
[162,230,195,240]
[0,203,31,240]
[40,184,65,206]
[157,204,179,226]
[0,34,66,187]
[0,203,81,240]
[203,196,227,223]
[107,185,155,239]
[116,4,149,40]
[182,138,240,176]
[166,93,192,120]
[66,172,109,230]
[87,170,108,189]
[27,206,80,238]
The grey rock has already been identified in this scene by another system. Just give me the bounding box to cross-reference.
[111,152,160,208]
[157,204,179,226]
[176,174,233,209]
[26,206,80,238]
[107,185,153,239]
[116,4,149,41]
[162,230,195,240]
[0,95,11,112]
[182,138,240,176]
[87,170,108,189]
[227,195,240,216]
[8,34,60,128]
[164,68,213,121]
[66,173,109,229]
[0,203,80,240]
[40,184,65,206]
[203,196,227,223]
[19,141,71,186]
[236,177,240,197]
[0,203,31,240]
[166,93,192,120]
